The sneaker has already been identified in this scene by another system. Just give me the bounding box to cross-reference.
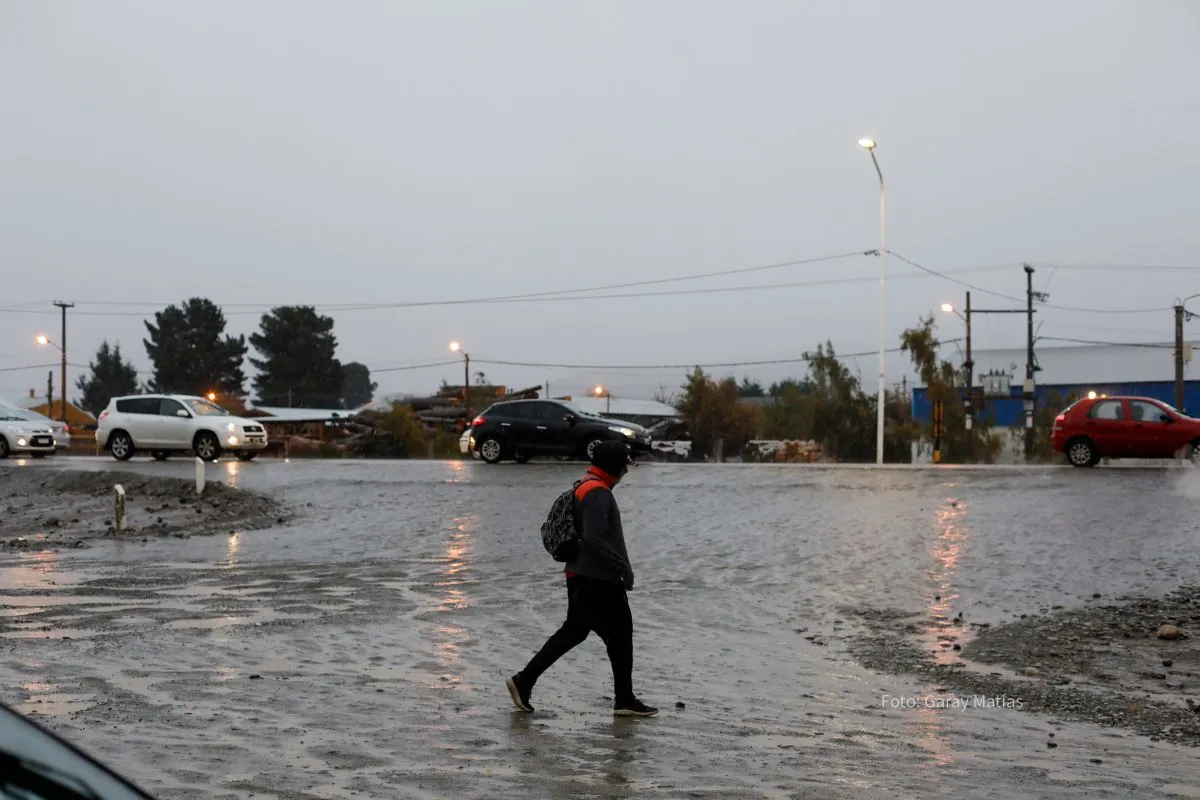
[506,675,534,713]
[614,698,658,717]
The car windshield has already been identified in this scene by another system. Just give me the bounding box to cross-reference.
[559,402,596,417]
[0,406,43,422]
[185,398,230,416]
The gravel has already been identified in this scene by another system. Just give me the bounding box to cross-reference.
[845,586,1200,745]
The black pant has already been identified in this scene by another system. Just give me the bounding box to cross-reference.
[519,575,634,704]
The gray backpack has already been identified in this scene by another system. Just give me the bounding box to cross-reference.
[540,477,599,562]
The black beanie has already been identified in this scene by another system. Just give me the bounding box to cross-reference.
[591,440,632,477]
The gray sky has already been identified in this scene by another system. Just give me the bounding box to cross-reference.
[3,0,1199,405]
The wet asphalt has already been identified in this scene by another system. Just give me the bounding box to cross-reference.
[2,457,1200,799]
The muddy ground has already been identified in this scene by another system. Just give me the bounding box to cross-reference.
[846,586,1200,747]
[4,461,1200,798]
[0,465,286,549]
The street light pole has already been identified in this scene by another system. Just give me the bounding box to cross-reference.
[858,138,886,465]
[54,301,74,423]
[450,341,470,426]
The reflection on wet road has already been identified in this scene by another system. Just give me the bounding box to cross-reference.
[3,459,1200,798]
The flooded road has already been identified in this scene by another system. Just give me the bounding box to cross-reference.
[3,459,1200,799]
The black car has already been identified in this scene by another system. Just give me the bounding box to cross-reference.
[469,399,652,464]
[1,701,157,799]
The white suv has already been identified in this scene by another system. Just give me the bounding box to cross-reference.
[96,394,269,462]
[0,409,55,458]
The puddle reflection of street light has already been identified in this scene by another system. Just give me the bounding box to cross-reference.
[224,532,241,569]
[926,499,969,666]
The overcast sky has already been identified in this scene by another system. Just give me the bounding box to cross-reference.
[2,0,1198,406]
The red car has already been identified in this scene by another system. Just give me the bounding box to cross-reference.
[1051,395,1200,467]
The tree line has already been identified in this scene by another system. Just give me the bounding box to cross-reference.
[75,298,378,415]
[673,313,1011,463]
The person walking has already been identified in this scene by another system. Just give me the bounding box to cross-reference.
[506,440,658,717]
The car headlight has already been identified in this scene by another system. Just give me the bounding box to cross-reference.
[17,438,27,447]
[227,435,239,445]
[608,426,636,438]
[227,423,237,432]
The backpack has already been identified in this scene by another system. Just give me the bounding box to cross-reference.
[540,477,601,562]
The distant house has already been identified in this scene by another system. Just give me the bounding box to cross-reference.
[13,390,97,429]
[563,396,680,429]
[243,405,363,445]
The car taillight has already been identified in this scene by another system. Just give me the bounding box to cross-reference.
[471,416,485,427]
[64,424,71,432]
[1055,414,1065,423]
[98,411,108,421]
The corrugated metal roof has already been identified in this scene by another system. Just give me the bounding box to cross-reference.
[564,396,680,418]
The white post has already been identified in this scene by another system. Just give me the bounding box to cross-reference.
[876,178,886,465]
[113,484,126,532]
[195,456,205,495]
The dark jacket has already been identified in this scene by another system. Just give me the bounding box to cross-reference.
[565,467,634,589]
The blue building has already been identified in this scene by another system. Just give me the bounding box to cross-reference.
[911,342,1200,425]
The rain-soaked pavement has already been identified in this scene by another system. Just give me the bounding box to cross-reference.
[3,458,1200,799]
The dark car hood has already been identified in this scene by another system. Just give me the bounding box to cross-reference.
[597,416,649,434]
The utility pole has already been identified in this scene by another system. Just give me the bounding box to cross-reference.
[1175,304,1186,412]
[963,291,974,460]
[1024,265,1036,462]
[463,352,471,422]
[46,371,54,415]
[54,301,74,423]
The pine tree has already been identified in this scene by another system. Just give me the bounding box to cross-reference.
[76,341,140,415]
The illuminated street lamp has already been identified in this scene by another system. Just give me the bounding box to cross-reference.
[450,341,471,423]
[941,294,974,440]
[593,384,611,413]
[206,392,217,402]
[857,136,886,464]
[35,334,68,423]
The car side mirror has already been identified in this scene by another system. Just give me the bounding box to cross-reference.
[1162,414,1175,423]
[564,414,576,425]
[176,409,189,418]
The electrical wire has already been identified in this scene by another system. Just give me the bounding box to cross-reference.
[0,363,59,373]
[886,251,1026,304]
[470,341,964,371]
[1036,336,1174,349]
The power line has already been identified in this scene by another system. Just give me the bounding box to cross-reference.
[0,265,1034,317]
[0,251,868,316]
[0,363,59,373]
[1036,335,1174,349]
[886,250,1026,304]
[1037,301,1174,315]
[470,341,964,371]
[371,359,464,373]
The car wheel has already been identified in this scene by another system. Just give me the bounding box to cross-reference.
[237,451,257,462]
[109,431,135,461]
[0,436,9,459]
[585,438,605,460]
[151,450,169,461]
[1066,437,1097,468]
[478,436,504,464]
[194,432,221,462]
